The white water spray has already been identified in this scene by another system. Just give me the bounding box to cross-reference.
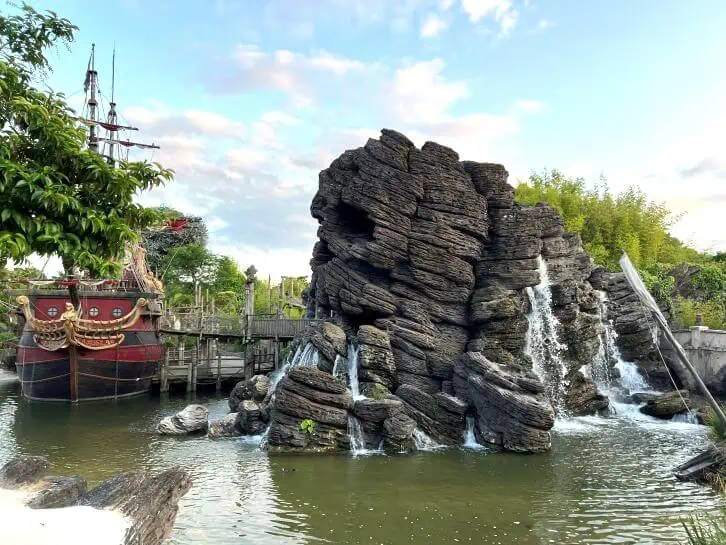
[347,343,364,400]
[413,428,442,451]
[525,256,570,414]
[463,415,484,449]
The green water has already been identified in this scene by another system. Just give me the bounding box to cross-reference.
[0,370,720,544]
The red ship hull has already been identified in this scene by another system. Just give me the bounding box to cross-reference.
[15,292,163,401]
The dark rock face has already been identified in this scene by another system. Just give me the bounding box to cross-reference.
[264,129,656,453]
[157,404,209,435]
[0,455,49,488]
[229,375,271,411]
[454,352,554,452]
[208,413,242,439]
[236,401,269,435]
[0,455,191,545]
[639,390,690,418]
[565,371,609,416]
[25,476,88,509]
[267,367,353,452]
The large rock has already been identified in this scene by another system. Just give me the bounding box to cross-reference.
[565,371,609,416]
[208,412,242,439]
[157,404,209,435]
[454,352,554,452]
[276,129,663,453]
[229,375,271,411]
[382,412,417,453]
[353,398,403,422]
[266,367,351,452]
[0,455,191,545]
[640,390,690,418]
[236,400,270,435]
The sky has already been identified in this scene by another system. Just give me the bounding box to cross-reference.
[23,0,726,279]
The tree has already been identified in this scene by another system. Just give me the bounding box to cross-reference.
[515,170,680,271]
[0,265,41,343]
[0,4,173,275]
[158,243,218,306]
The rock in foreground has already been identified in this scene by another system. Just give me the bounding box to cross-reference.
[639,390,690,419]
[0,455,191,545]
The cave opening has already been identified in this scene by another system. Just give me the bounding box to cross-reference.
[338,201,375,241]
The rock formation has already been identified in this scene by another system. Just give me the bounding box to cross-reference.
[259,129,658,454]
[157,404,209,435]
[0,455,191,545]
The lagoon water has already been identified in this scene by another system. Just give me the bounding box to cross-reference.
[0,370,720,544]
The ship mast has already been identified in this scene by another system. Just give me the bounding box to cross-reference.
[80,44,160,164]
[84,44,99,153]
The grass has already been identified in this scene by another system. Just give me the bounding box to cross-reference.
[705,407,726,443]
[683,509,726,545]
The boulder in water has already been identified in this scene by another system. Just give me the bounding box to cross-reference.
[25,476,88,509]
[157,404,209,435]
[565,371,609,416]
[382,412,417,454]
[639,390,690,418]
[454,352,554,452]
[229,375,271,411]
[236,400,269,435]
[208,412,242,439]
[266,366,352,452]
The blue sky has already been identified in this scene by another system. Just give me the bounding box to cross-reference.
[28,0,726,278]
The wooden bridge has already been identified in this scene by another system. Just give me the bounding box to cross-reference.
[159,311,319,341]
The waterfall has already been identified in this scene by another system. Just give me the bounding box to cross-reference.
[267,342,321,404]
[525,256,570,415]
[348,416,383,456]
[332,354,345,377]
[463,415,484,450]
[672,411,700,424]
[347,343,364,400]
[592,291,650,394]
[616,360,649,393]
[413,428,442,451]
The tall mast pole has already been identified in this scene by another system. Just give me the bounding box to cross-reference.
[85,44,99,153]
[106,45,118,165]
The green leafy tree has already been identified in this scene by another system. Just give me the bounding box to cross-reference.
[159,243,219,307]
[0,4,173,275]
[515,170,678,271]
[0,265,41,343]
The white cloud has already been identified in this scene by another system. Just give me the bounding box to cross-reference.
[209,243,313,280]
[440,0,456,9]
[390,59,469,123]
[461,0,518,34]
[536,19,554,31]
[513,99,545,113]
[124,106,245,139]
[420,13,449,38]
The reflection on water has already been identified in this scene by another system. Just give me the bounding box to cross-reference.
[0,378,720,545]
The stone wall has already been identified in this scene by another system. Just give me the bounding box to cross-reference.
[663,328,726,395]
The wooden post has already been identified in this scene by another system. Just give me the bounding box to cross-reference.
[191,339,199,393]
[160,347,169,393]
[277,281,283,318]
[216,351,222,391]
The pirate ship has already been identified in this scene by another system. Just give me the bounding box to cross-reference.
[12,45,166,401]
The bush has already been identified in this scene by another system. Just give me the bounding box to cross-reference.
[673,298,726,330]
[300,419,316,435]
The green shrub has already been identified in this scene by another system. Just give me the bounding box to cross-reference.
[683,509,726,545]
[300,419,316,435]
[673,298,726,330]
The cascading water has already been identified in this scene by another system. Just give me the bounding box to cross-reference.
[463,415,484,450]
[592,291,650,394]
[525,256,570,415]
[267,342,321,405]
[332,354,345,377]
[413,428,442,451]
[347,343,364,400]
[347,415,370,455]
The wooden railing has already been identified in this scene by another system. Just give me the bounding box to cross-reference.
[161,311,320,340]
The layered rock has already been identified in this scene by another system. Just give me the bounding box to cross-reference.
[263,129,656,453]
[0,455,191,545]
[229,375,270,411]
[267,366,353,452]
[157,404,209,435]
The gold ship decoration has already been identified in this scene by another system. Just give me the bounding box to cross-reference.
[16,296,147,352]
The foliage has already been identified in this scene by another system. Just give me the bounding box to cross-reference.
[0,4,173,274]
[673,298,726,330]
[515,170,679,271]
[300,418,316,435]
[704,407,726,443]
[141,210,208,273]
[641,263,676,309]
[0,265,41,343]
[682,509,726,545]
[367,383,390,401]
[254,276,309,318]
